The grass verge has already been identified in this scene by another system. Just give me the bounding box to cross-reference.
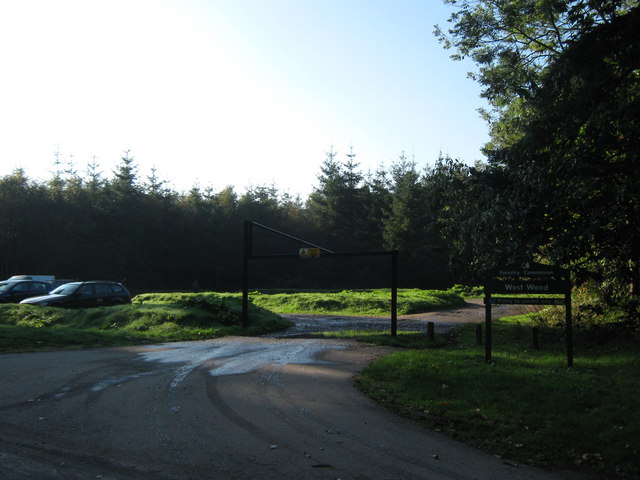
[355,314,640,479]
[0,288,463,352]
[309,329,449,349]
[0,293,291,352]
[247,288,465,315]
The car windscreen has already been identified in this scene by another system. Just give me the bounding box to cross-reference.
[0,282,11,292]
[51,283,82,295]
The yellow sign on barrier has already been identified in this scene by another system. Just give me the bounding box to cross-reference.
[299,248,321,258]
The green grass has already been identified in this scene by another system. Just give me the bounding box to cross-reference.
[247,288,465,315]
[0,288,464,352]
[0,293,291,352]
[355,315,640,479]
[309,329,449,349]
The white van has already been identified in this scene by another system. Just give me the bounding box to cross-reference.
[8,275,56,283]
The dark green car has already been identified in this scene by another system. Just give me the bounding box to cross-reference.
[20,281,131,307]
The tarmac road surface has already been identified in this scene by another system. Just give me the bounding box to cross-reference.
[1,304,579,480]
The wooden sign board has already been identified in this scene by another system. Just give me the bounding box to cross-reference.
[484,260,573,367]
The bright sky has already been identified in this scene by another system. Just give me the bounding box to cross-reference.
[0,0,487,197]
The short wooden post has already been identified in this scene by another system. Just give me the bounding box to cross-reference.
[426,322,434,340]
[475,323,483,345]
[532,327,540,350]
[485,298,492,363]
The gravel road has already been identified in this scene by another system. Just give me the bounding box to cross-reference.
[274,298,529,336]
[0,301,579,480]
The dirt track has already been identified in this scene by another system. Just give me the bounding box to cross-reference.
[0,301,576,480]
[275,298,529,336]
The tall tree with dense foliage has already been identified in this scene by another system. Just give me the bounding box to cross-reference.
[436,0,637,125]
[306,148,379,251]
[437,1,639,299]
[490,7,640,298]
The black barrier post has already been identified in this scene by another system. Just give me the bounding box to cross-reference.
[566,291,573,367]
[241,220,252,328]
[391,250,398,337]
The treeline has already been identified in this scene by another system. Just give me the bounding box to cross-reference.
[1,128,638,306]
[0,151,463,292]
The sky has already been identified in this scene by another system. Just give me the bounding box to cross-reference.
[0,0,488,198]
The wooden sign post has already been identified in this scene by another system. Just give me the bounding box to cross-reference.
[484,261,573,367]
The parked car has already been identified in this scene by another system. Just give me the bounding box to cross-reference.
[0,279,52,303]
[20,281,132,307]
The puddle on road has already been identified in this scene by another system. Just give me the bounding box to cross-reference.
[138,338,347,378]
